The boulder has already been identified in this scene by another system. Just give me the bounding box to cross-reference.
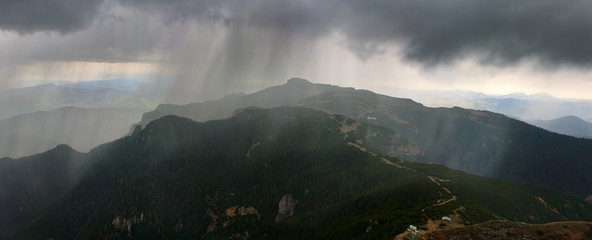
[275,194,297,222]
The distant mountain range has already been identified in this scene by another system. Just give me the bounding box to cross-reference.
[0,106,146,158]
[392,89,592,138]
[0,79,184,158]
[137,79,592,198]
[0,81,159,120]
[528,116,592,138]
[395,88,592,121]
[464,97,592,121]
[4,107,592,239]
[60,78,158,92]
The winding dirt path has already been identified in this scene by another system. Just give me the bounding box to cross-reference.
[345,140,464,239]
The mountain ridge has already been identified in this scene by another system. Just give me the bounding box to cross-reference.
[0,82,158,120]
[135,78,354,129]
[528,115,592,138]
[0,106,147,158]
[135,79,592,198]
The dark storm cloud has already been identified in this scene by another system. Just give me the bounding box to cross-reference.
[115,0,225,23]
[112,0,592,67]
[2,0,592,67]
[334,0,592,66]
[0,0,104,34]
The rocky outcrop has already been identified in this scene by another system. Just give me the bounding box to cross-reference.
[362,128,424,158]
[239,206,260,216]
[393,144,423,157]
[275,194,298,222]
[372,140,423,158]
[112,213,144,233]
[112,217,132,233]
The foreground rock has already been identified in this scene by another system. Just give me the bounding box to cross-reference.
[275,194,297,222]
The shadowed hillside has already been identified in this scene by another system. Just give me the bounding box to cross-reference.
[294,90,592,198]
[7,107,592,239]
[0,145,88,236]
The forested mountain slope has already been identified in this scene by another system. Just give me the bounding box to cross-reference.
[8,107,592,239]
[294,91,592,198]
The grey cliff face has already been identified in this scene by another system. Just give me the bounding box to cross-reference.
[275,194,297,222]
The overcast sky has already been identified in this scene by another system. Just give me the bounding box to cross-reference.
[1,0,592,101]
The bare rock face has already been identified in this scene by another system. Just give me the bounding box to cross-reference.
[275,194,298,222]
[239,206,260,216]
[112,217,132,232]
[111,213,145,235]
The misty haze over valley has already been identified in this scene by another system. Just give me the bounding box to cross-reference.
[1,1,592,239]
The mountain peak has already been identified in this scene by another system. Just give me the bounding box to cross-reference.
[286,78,312,86]
[556,115,585,122]
[52,144,76,153]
